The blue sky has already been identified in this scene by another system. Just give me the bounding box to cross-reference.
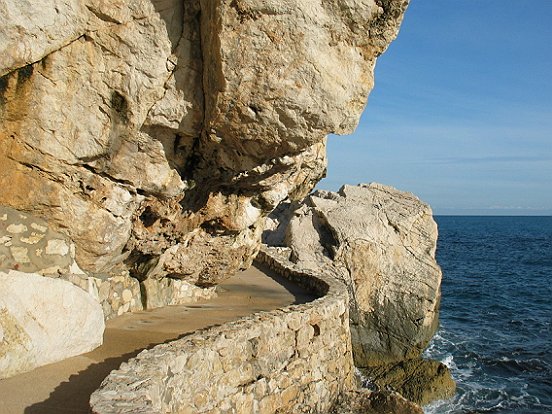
[318,1,552,215]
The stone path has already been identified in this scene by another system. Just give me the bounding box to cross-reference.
[0,265,315,414]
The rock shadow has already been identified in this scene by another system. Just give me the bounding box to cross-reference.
[254,262,319,305]
[23,346,150,414]
[23,331,202,414]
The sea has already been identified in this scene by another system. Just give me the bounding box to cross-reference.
[424,216,552,414]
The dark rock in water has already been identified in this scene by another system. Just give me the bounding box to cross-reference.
[362,358,456,405]
[331,389,423,414]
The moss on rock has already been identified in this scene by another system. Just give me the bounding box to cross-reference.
[362,357,456,405]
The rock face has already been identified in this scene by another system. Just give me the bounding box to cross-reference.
[264,183,442,366]
[0,0,409,287]
[0,271,105,379]
[263,183,456,404]
[201,0,408,171]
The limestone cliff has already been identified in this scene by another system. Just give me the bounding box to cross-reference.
[263,183,456,403]
[264,183,442,366]
[0,0,409,287]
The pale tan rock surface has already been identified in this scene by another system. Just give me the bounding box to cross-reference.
[0,0,409,286]
[0,0,90,76]
[264,183,442,366]
[200,0,408,170]
[0,270,105,379]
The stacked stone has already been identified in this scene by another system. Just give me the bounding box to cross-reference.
[0,206,82,275]
[0,205,217,321]
[90,246,355,414]
[60,273,143,320]
[141,277,217,310]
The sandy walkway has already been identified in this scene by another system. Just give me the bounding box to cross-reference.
[0,264,314,414]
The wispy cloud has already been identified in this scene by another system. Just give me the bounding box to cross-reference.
[326,1,552,213]
[429,155,552,165]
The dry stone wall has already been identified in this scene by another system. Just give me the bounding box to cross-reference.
[0,205,83,275]
[90,246,355,414]
[0,205,216,321]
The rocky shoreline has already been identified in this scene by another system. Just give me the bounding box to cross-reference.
[1,185,455,412]
[263,183,456,403]
[1,0,455,412]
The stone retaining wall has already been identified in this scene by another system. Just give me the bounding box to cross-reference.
[0,206,216,320]
[90,246,356,414]
[0,205,83,276]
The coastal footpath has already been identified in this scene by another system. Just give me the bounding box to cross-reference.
[91,248,355,413]
[0,265,315,413]
[1,0,454,412]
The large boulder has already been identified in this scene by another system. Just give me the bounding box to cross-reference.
[264,183,442,365]
[264,183,455,404]
[0,270,105,379]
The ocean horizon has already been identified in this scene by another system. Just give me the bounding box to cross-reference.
[434,212,552,218]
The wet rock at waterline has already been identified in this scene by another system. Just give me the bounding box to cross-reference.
[330,389,424,414]
[362,358,456,406]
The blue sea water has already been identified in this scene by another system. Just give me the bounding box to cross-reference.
[424,216,552,414]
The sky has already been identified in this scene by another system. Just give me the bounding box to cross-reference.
[317,0,552,216]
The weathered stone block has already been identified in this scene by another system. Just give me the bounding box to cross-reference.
[0,270,104,379]
[266,183,442,366]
